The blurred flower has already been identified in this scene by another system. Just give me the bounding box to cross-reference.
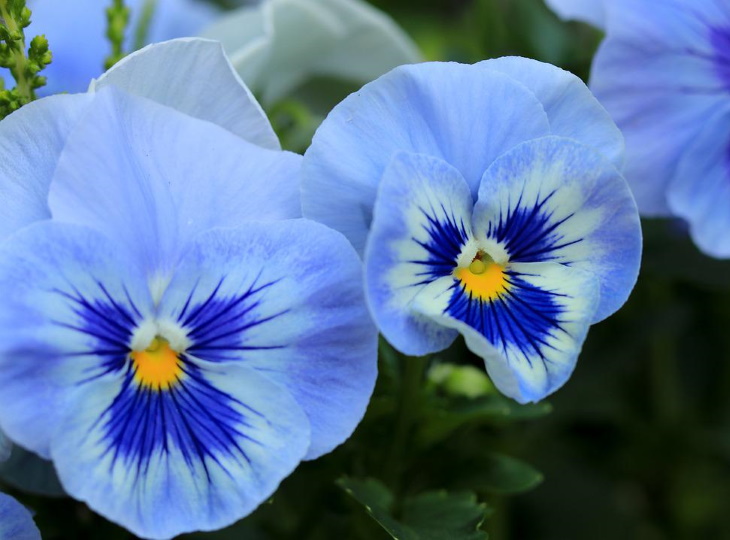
[1,0,219,95]
[0,39,376,538]
[200,0,422,104]
[0,493,41,540]
[302,58,641,403]
[544,0,605,28]
[547,1,730,258]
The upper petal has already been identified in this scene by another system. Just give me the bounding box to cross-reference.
[48,87,301,282]
[92,38,280,150]
[302,61,552,254]
[473,136,641,323]
[158,220,378,459]
[544,0,606,28]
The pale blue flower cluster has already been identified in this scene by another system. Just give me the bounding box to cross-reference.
[547,0,730,258]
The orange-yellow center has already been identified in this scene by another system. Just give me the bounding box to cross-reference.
[454,253,509,301]
[131,337,183,391]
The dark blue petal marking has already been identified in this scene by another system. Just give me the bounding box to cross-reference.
[710,26,730,93]
[180,275,288,362]
[484,189,580,263]
[446,271,568,369]
[407,203,470,284]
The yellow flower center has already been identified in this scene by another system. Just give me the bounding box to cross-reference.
[131,337,183,391]
[454,252,509,301]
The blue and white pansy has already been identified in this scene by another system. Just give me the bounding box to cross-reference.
[0,40,377,538]
[0,493,41,540]
[302,58,641,403]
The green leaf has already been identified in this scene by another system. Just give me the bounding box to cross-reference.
[467,453,544,495]
[338,477,489,540]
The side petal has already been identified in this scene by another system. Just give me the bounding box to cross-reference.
[158,220,378,460]
[667,105,730,258]
[478,56,624,169]
[365,151,475,356]
[92,38,280,150]
[0,493,41,540]
[0,222,153,459]
[48,87,301,282]
[473,136,641,322]
[0,93,92,240]
[51,363,310,539]
[413,263,600,403]
[301,62,551,254]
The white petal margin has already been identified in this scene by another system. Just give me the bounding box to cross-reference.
[478,56,624,169]
[0,493,41,540]
[51,364,310,540]
[365,151,476,356]
[158,220,378,460]
[413,263,600,403]
[0,93,93,240]
[91,38,280,150]
[473,136,641,323]
[544,0,606,29]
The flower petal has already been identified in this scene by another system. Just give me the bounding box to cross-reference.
[0,93,92,240]
[365,151,475,356]
[667,104,730,257]
[158,220,378,459]
[52,362,310,539]
[0,222,153,459]
[92,38,280,150]
[479,56,624,169]
[0,493,40,540]
[544,0,606,28]
[473,136,641,322]
[301,62,552,254]
[413,262,600,403]
[48,87,301,281]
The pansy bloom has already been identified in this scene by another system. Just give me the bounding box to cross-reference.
[302,57,641,402]
[547,0,730,258]
[544,0,606,28]
[0,40,376,538]
[0,493,41,540]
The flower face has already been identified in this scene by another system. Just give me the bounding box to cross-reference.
[302,58,641,403]
[200,0,422,104]
[0,493,40,540]
[586,0,730,258]
[0,42,376,538]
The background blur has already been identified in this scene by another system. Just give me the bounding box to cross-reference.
[5,0,730,538]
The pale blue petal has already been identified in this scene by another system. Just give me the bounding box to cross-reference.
[0,93,92,240]
[473,136,641,322]
[302,62,551,254]
[92,38,280,150]
[364,152,474,356]
[158,221,378,459]
[0,493,40,540]
[479,56,624,169]
[48,87,301,281]
[544,0,605,28]
[52,363,310,539]
[413,262,600,403]
[667,105,730,258]
[0,222,153,458]
[26,0,218,95]
[590,0,729,216]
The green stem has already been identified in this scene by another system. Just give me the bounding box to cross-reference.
[0,1,33,102]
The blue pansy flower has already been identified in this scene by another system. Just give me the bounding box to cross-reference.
[0,493,41,540]
[544,0,606,28]
[302,58,641,403]
[1,0,219,95]
[546,0,730,258]
[0,40,376,538]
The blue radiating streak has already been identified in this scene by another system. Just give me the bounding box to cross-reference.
[50,274,281,478]
[484,189,581,263]
[446,271,568,368]
[406,203,470,285]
